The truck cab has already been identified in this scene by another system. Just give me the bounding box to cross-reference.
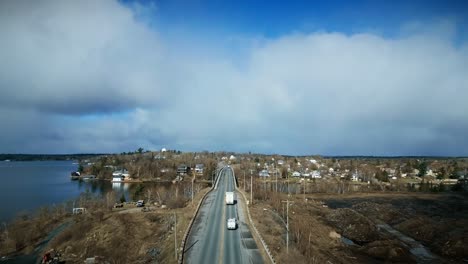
[227,218,237,230]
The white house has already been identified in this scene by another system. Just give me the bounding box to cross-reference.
[311,171,321,178]
[301,172,310,177]
[292,171,301,177]
[259,170,270,177]
[113,169,130,180]
[229,155,237,161]
[195,164,204,175]
[351,173,360,182]
[277,160,285,166]
[112,175,124,182]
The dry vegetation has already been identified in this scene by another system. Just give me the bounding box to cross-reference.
[0,205,69,256]
[249,191,468,264]
[82,150,218,182]
[0,181,211,263]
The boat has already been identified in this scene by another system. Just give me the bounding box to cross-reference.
[70,171,81,180]
[82,175,96,181]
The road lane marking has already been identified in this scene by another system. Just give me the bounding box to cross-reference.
[218,169,228,264]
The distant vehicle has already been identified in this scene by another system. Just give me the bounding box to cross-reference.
[227,218,237,230]
[72,208,86,215]
[225,192,234,205]
[136,200,145,207]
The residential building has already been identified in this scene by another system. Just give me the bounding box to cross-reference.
[177,164,190,175]
[259,169,270,177]
[195,164,204,175]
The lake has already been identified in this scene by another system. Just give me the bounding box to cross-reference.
[0,161,121,223]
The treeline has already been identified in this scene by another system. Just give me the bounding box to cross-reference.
[83,151,218,181]
[0,154,107,161]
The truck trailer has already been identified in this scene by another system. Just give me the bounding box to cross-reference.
[225,192,234,205]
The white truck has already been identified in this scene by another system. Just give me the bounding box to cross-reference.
[227,218,237,230]
[225,192,234,205]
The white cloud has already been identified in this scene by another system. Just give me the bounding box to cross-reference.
[0,0,467,155]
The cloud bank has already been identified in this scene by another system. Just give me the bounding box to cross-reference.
[1,0,467,155]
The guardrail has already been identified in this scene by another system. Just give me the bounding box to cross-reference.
[230,167,276,264]
[178,167,222,264]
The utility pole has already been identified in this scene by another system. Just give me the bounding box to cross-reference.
[174,212,177,260]
[286,199,289,254]
[275,167,278,192]
[250,172,253,205]
[282,199,292,254]
[244,171,246,190]
[303,179,306,201]
[192,171,195,205]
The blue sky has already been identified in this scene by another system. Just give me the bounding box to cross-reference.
[1,0,468,155]
[139,0,468,38]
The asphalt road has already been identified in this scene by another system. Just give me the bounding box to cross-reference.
[184,167,263,264]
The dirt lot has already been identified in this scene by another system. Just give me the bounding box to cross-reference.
[250,191,468,264]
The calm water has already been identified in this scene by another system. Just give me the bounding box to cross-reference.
[0,161,117,223]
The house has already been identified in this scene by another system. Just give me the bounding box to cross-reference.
[301,172,310,177]
[351,172,360,182]
[161,147,167,152]
[177,165,190,175]
[311,170,321,178]
[229,155,236,161]
[121,170,130,178]
[277,160,285,166]
[292,171,301,177]
[195,164,204,175]
[154,154,165,160]
[113,169,130,179]
[259,170,270,177]
[112,175,124,182]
